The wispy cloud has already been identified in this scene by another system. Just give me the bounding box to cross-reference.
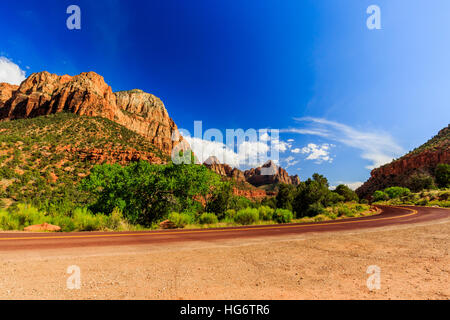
[0,57,26,85]
[284,156,299,169]
[282,117,403,169]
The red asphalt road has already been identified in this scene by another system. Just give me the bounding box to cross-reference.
[0,206,448,252]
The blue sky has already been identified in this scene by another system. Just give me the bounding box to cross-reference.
[1,0,449,189]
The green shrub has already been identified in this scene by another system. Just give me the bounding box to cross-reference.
[384,187,411,199]
[416,199,429,206]
[72,207,107,231]
[273,208,293,223]
[230,196,256,211]
[438,191,449,201]
[337,206,352,217]
[106,207,125,230]
[435,163,450,188]
[224,209,236,221]
[373,190,389,202]
[169,212,195,228]
[408,173,435,192]
[258,206,274,221]
[234,208,259,225]
[198,212,218,225]
[51,214,76,232]
[0,209,20,230]
[306,202,325,216]
[313,214,327,222]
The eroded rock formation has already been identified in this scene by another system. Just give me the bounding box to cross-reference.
[0,71,187,156]
[356,125,450,198]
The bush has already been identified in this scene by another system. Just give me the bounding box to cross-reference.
[107,207,125,230]
[168,212,195,228]
[230,196,256,211]
[0,209,20,230]
[313,214,327,222]
[258,206,274,221]
[224,209,236,221]
[384,187,410,199]
[373,190,389,202]
[198,212,218,225]
[334,184,359,202]
[306,202,325,217]
[276,184,296,211]
[416,199,429,206]
[205,182,233,220]
[261,197,276,209]
[435,163,450,188]
[234,208,259,225]
[72,207,107,231]
[337,206,352,217]
[273,208,293,223]
[408,173,435,192]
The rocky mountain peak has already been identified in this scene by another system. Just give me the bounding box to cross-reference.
[0,71,186,156]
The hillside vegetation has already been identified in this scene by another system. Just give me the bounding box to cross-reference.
[0,113,166,209]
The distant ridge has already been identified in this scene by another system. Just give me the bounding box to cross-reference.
[356,125,450,198]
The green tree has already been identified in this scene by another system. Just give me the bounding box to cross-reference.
[435,164,450,188]
[408,173,435,192]
[261,196,276,209]
[384,186,410,199]
[205,181,233,220]
[81,161,222,226]
[373,190,389,202]
[334,184,359,202]
[292,173,330,218]
[276,184,296,211]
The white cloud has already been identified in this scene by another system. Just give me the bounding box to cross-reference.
[182,129,293,169]
[300,143,333,163]
[283,117,403,169]
[259,132,270,141]
[271,138,290,152]
[284,156,299,169]
[331,181,364,191]
[0,57,26,85]
[184,136,275,168]
[291,148,301,154]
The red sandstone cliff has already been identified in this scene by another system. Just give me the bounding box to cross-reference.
[356,125,450,198]
[203,157,300,188]
[0,72,188,157]
[244,160,301,187]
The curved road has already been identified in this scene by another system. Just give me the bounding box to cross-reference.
[0,206,448,251]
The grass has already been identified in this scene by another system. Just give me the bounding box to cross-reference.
[373,189,450,208]
[293,202,372,223]
[0,204,146,232]
[179,202,374,229]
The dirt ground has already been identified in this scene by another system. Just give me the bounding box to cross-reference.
[0,219,448,300]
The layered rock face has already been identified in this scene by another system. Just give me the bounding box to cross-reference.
[0,83,18,107]
[356,125,450,198]
[204,157,300,188]
[203,156,246,182]
[244,160,301,187]
[0,72,187,156]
